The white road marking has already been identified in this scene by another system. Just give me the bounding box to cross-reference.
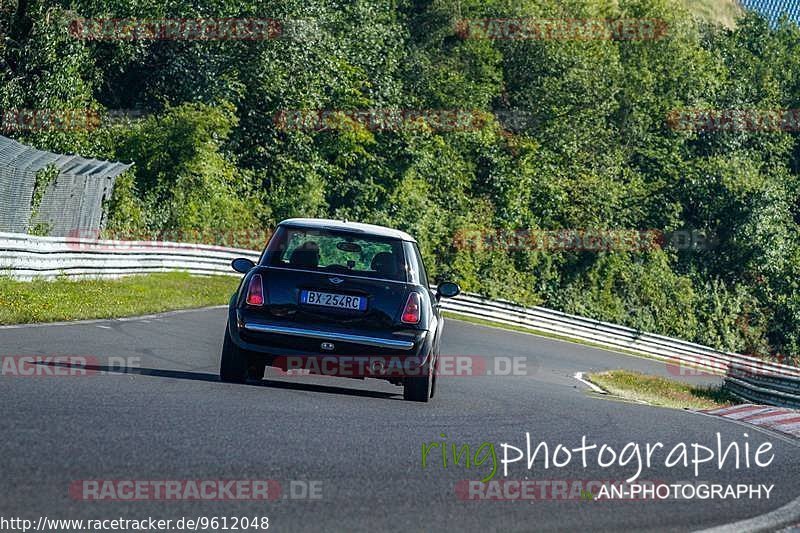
[573,372,607,394]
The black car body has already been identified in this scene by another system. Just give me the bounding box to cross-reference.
[220,218,460,402]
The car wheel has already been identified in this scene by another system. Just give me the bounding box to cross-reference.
[220,325,249,383]
[404,358,433,402]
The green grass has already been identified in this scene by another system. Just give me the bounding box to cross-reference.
[681,0,743,28]
[586,370,738,410]
[0,272,239,325]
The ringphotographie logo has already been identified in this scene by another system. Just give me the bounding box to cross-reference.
[421,432,774,483]
[455,18,668,41]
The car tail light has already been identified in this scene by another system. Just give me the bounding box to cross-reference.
[246,274,264,306]
[401,292,421,324]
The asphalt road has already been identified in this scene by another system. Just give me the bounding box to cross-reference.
[1,308,798,532]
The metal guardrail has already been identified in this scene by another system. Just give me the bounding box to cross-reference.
[724,363,800,408]
[438,293,800,377]
[2,231,799,407]
[0,232,260,279]
[0,135,132,236]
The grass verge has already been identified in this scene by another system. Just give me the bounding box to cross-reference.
[0,272,239,325]
[586,370,738,410]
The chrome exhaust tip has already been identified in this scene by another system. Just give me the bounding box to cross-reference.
[370,359,387,375]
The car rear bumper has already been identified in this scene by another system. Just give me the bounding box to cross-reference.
[228,308,432,363]
[241,322,419,350]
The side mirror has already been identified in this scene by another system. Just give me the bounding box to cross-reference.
[231,258,256,274]
[437,281,460,299]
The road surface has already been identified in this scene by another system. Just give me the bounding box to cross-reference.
[1,308,798,532]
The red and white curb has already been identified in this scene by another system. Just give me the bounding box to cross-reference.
[699,404,800,439]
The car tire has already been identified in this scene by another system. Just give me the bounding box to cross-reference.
[404,358,433,402]
[250,360,266,380]
[220,325,249,383]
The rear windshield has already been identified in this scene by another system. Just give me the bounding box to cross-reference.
[263,225,408,282]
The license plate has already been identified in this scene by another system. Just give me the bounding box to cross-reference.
[300,290,366,311]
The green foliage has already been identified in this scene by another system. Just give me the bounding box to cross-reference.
[28,165,58,235]
[110,102,262,239]
[4,0,800,360]
[555,251,700,340]
[102,171,147,237]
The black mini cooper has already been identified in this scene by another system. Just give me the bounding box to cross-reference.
[220,218,460,402]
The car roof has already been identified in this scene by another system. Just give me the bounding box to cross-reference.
[279,218,417,242]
